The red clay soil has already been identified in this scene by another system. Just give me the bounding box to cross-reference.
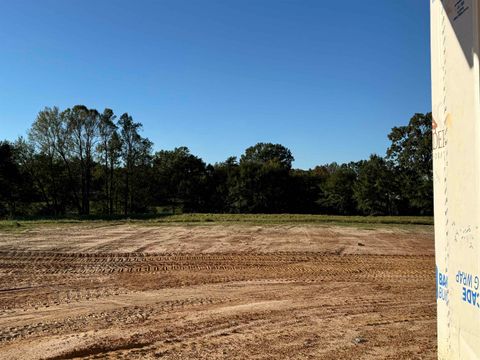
[0,224,436,359]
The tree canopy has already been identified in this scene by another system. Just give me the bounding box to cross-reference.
[0,106,433,218]
[386,113,433,214]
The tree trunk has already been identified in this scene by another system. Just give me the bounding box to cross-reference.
[109,159,114,215]
[124,168,129,216]
[60,154,82,214]
[84,155,91,215]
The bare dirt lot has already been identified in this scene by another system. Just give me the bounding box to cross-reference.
[0,223,435,359]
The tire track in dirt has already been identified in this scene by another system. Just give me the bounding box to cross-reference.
[0,251,433,277]
[0,225,436,360]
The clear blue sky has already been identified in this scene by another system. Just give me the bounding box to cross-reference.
[0,0,431,169]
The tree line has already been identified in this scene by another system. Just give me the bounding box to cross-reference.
[0,106,433,218]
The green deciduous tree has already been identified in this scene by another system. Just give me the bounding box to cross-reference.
[64,105,101,214]
[0,108,434,218]
[97,109,119,214]
[354,155,398,215]
[231,143,294,213]
[0,142,23,217]
[29,107,82,213]
[241,143,294,169]
[320,164,358,215]
[386,112,433,215]
[152,147,207,213]
[118,113,152,215]
[206,157,239,212]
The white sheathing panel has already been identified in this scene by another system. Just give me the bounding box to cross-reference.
[431,0,480,359]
